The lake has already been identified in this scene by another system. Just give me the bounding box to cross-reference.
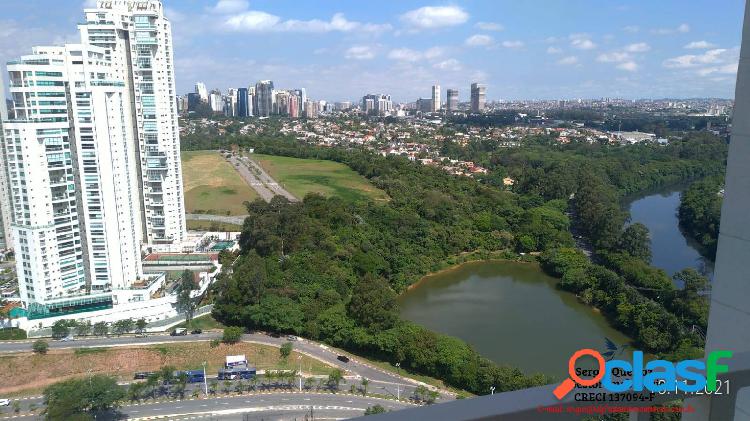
[398,261,632,377]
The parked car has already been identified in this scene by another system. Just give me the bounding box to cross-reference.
[287,335,298,341]
[0,399,10,406]
[170,328,187,336]
[134,372,156,380]
[60,335,74,342]
[190,329,203,335]
[337,355,350,363]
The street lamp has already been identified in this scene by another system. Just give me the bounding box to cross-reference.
[202,361,208,396]
[298,355,303,392]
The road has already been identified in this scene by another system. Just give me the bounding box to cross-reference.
[185,214,248,226]
[1,393,413,420]
[229,155,298,203]
[0,332,452,407]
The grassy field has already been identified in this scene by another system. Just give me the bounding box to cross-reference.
[251,154,388,203]
[186,219,244,232]
[182,151,258,215]
[0,342,334,395]
[175,314,225,330]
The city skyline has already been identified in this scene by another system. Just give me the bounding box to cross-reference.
[0,0,744,102]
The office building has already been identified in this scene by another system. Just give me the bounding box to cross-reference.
[447,89,459,112]
[335,101,352,111]
[255,80,274,117]
[209,90,223,113]
[288,94,299,118]
[362,94,392,116]
[471,83,487,113]
[195,82,208,103]
[274,90,290,116]
[247,86,255,117]
[187,93,201,111]
[225,88,237,117]
[416,98,433,113]
[304,100,317,118]
[432,84,441,112]
[237,87,249,117]
[2,0,186,312]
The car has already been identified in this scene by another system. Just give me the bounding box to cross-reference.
[0,399,9,406]
[337,355,350,363]
[190,329,202,335]
[60,335,74,342]
[269,332,281,338]
[170,328,187,336]
[133,372,156,380]
[287,335,298,341]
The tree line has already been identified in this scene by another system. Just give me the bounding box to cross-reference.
[678,176,723,260]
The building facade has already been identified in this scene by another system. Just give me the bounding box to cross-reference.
[255,80,274,117]
[446,89,459,112]
[194,82,208,103]
[79,0,187,244]
[471,83,486,113]
[2,0,186,313]
[431,84,441,112]
[0,81,11,251]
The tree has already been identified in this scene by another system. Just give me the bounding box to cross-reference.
[51,320,71,339]
[112,319,134,336]
[347,275,398,332]
[136,318,147,334]
[145,374,159,399]
[177,270,197,325]
[327,369,344,392]
[617,223,652,263]
[32,339,48,354]
[44,375,125,420]
[279,342,293,361]
[93,322,109,337]
[365,404,386,415]
[209,380,218,395]
[75,320,92,337]
[222,326,243,344]
[360,377,369,396]
[160,366,176,385]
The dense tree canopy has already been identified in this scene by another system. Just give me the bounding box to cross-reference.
[678,177,723,260]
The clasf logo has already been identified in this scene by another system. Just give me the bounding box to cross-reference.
[553,348,732,399]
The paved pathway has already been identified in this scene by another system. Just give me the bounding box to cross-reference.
[230,155,298,203]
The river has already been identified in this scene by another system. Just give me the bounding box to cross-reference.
[399,184,710,377]
[625,183,714,279]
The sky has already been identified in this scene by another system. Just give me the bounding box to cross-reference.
[0,0,746,102]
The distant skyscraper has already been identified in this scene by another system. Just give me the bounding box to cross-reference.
[237,87,249,117]
[431,85,441,112]
[187,93,201,111]
[247,86,255,117]
[304,100,317,118]
[447,89,459,112]
[195,82,208,103]
[362,94,392,116]
[471,83,487,113]
[255,80,274,117]
[209,90,223,113]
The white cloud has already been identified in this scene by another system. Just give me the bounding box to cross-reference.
[224,12,391,33]
[400,6,469,30]
[652,23,690,35]
[557,56,578,65]
[663,49,728,68]
[624,42,650,53]
[475,22,504,31]
[82,0,97,7]
[617,61,639,72]
[210,0,249,14]
[465,34,493,47]
[547,46,563,54]
[502,40,524,49]
[345,45,376,60]
[623,25,640,33]
[597,51,631,63]
[433,59,462,71]
[684,40,717,49]
[570,34,596,50]
[388,46,445,62]
[697,63,738,76]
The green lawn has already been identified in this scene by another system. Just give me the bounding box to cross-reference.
[252,154,389,202]
[182,151,258,215]
[175,314,226,330]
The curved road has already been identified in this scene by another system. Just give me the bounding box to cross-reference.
[0,332,452,415]
[1,393,413,420]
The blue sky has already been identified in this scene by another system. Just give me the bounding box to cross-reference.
[1,0,745,102]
